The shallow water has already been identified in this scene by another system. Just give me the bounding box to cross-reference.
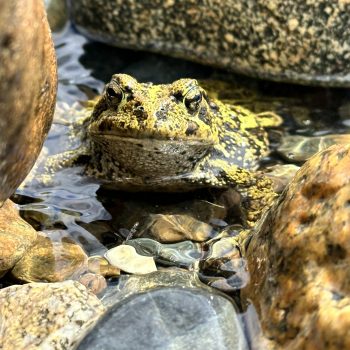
[9,23,350,345]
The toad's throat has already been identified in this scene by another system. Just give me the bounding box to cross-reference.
[89,134,213,176]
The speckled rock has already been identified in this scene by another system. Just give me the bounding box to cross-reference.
[0,200,37,277]
[71,0,350,86]
[277,134,350,162]
[0,281,105,350]
[0,1,57,202]
[242,144,350,349]
[11,235,88,282]
[79,269,248,350]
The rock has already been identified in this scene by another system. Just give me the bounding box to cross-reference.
[105,245,157,274]
[145,214,214,243]
[277,134,350,162]
[78,272,107,295]
[199,237,249,292]
[0,281,105,349]
[11,235,88,282]
[71,0,350,86]
[78,270,248,350]
[0,200,37,277]
[264,164,300,193]
[0,1,57,202]
[242,144,350,349]
[88,255,120,278]
[45,0,68,32]
[125,238,202,268]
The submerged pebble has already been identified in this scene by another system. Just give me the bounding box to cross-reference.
[11,235,88,283]
[277,134,350,162]
[125,238,202,268]
[105,245,157,274]
[145,214,214,243]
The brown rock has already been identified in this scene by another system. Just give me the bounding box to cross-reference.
[242,144,350,349]
[78,272,107,295]
[0,200,37,277]
[88,255,120,278]
[11,235,88,282]
[0,0,57,202]
[146,214,214,243]
[0,281,105,349]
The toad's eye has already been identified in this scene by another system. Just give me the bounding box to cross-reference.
[105,84,123,105]
[184,88,202,112]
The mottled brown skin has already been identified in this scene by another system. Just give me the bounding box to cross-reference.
[54,74,281,226]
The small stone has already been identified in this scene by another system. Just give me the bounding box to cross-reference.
[265,163,300,193]
[88,255,120,277]
[277,134,350,162]
[200,237,249,291]
[0,281,105,349]
[11,235,88,282]
[146,214,214,243]
[0,200,37,277]
[105,245,157,274]
[78,273,107,295]
[125,238,202,268]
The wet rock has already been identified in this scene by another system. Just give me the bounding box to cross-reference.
[88,255,120,278]
[0,200,37,277]
[78,272,107,295]
[71,0,350,86]
[199,237,249,292]
[45,0,68,32]
[105,245,157,274]
[0,281,105,349]
[264,164,300,193]
[243,144,350,349]
[0,1,57,202]
[11,235,88,282]
[79,270,248,350]
[277,134,350,162]
[145,214,214,243]
[125,238,202,268]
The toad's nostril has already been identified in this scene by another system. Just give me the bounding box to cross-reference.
[134,106,147,120]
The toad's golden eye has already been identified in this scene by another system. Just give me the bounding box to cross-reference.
[105,83,124,106]
[184,87,202,112]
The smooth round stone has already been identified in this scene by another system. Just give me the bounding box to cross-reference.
[146,214,214,243]
[0,281,104,349]
[0,200,37,277]
[125,238,202,268]
[78,272,107,295]
[71,0,350,86]
[78,287,248,350]
[105,245,157,274]
[277,134,350,162]
[11,235,88,282]
[0,1,56,202]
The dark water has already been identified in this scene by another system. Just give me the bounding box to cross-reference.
[10,23,350,346]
